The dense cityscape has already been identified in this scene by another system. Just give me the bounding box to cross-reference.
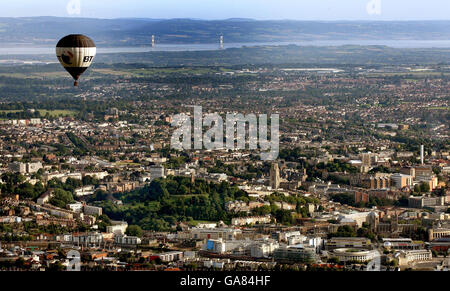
[0,58,448,272]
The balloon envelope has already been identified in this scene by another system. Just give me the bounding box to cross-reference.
[56,34,96,86]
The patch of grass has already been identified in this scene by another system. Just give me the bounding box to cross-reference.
[368,72,450,77]
[428,107,449,111]
[92,67,229,78]
[0,109,77,117]
[115,162,141,166]
[38,110,78,117]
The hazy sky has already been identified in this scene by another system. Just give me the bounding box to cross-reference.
[1,0,449,20]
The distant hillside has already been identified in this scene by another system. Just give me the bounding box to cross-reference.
[0,17,449,46]
[94,45,450,66]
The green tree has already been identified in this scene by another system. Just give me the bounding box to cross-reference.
[420,183,430,193]
[126,225,143,237]
[329,225,356,238]
[50,189,74,208]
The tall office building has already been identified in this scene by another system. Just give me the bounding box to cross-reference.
[270,163,280,189]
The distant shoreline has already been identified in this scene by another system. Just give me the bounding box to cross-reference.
[1,40,450,56]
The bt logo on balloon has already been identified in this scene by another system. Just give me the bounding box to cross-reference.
[67,0,81,15]
[83,56,94,63]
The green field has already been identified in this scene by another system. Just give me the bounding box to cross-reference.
[0,109,78,117]
[115,162,141,166]
[0,72,67,79]
[428,107,449,111]
[368,72,450,77]
[92,67,233,78]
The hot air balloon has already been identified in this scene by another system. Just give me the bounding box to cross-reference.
[56,34,96,86]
